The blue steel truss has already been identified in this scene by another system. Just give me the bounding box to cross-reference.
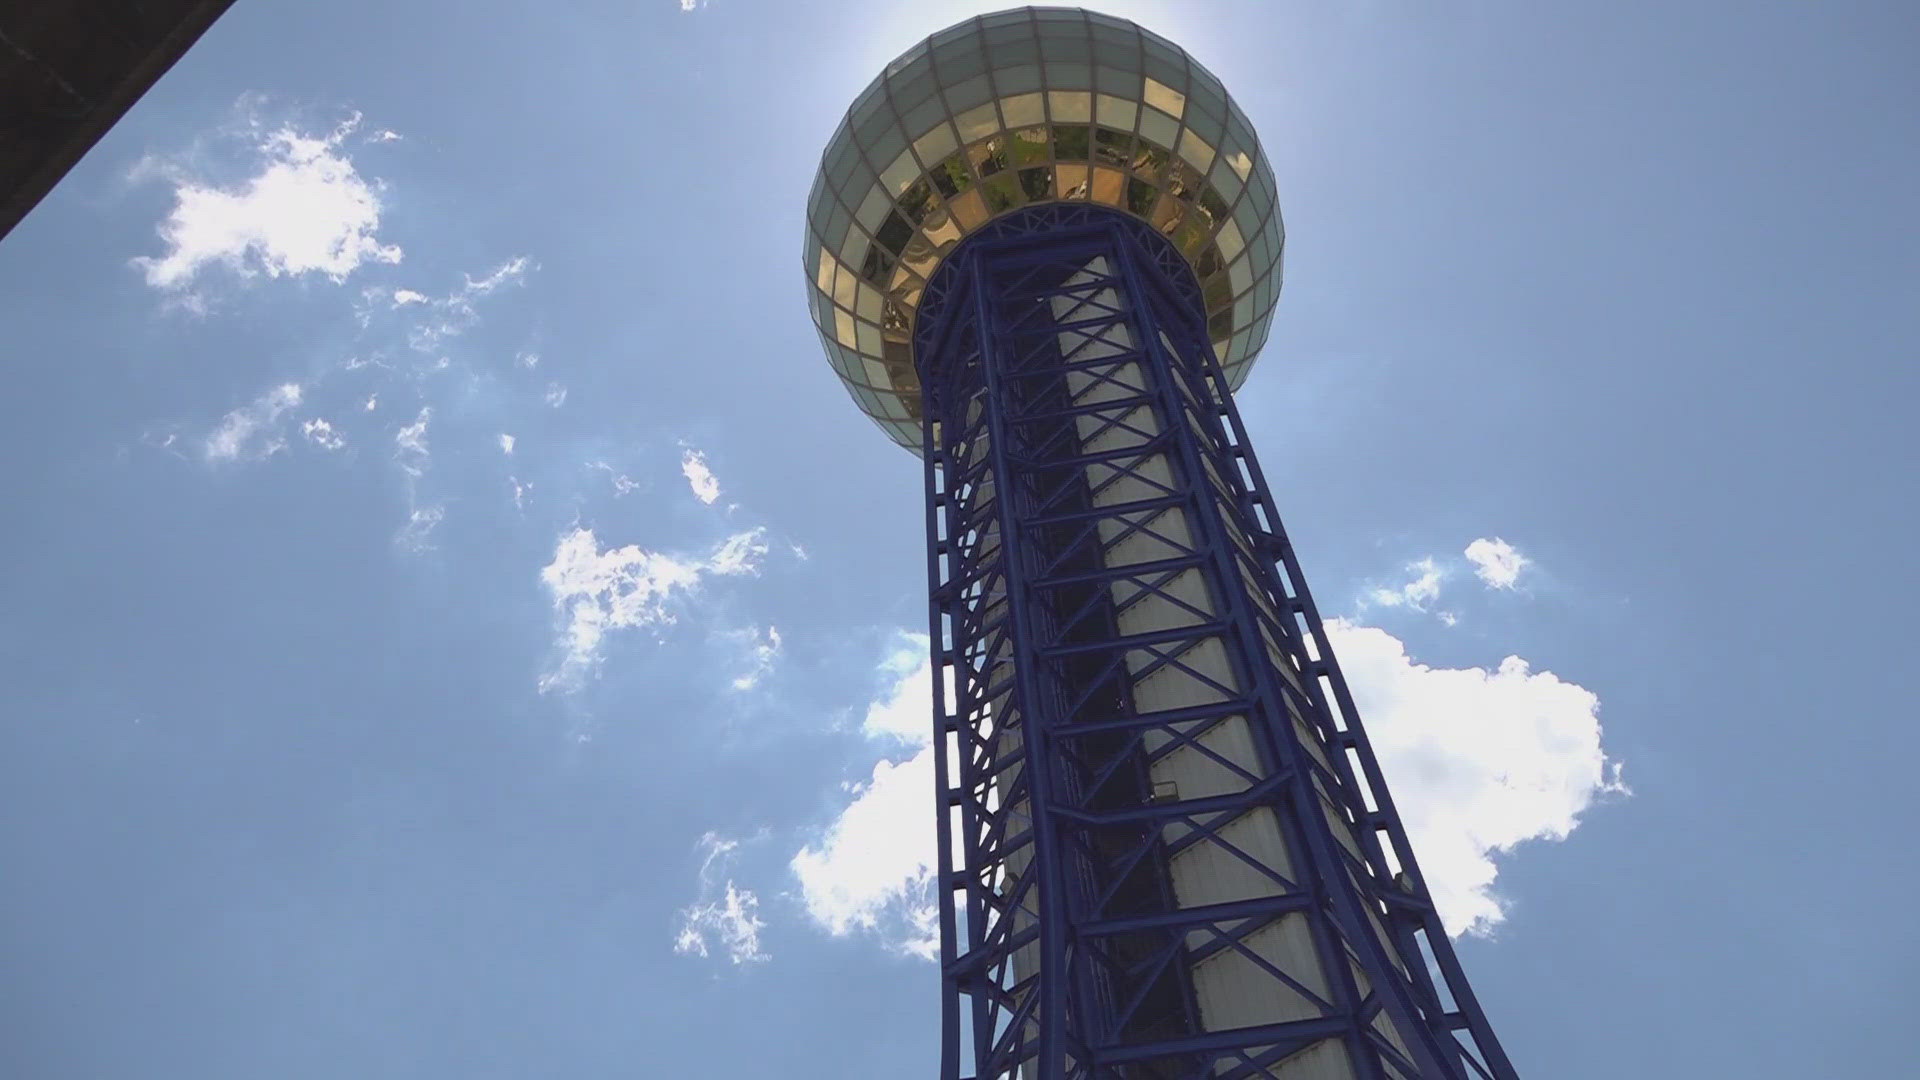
[915,204,1518,1080]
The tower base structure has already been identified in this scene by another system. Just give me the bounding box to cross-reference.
[916,205,1517,1080]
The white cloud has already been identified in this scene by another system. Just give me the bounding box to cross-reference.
[389,288,429,306]
[538,526,770,691]
[791,635,941,959]
[510,477,532,511]
[673,833,768,965]
[859,634,934,743]
[1325,619,1625,937]
[681,448,721,505]
[517,351,540,369]
[1465,537,1531,590]
[133,111,401,297]
[363,394,379,411]
[394,407,431,475]
[204,382,302,461]
[795,625,1621,954]
[729,625,783,691]
[1369,557,1445,611]
[545,383,568,408]
[368,129,403,143]
[498,433,516,455]
[301,417,345,451]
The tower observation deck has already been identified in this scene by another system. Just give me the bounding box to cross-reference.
[805,10,1519,1079]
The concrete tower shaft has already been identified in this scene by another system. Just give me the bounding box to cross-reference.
[914,206,1516,1080]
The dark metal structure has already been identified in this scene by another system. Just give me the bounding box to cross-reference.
[912,203,1516,1080]
[1,0,236,240]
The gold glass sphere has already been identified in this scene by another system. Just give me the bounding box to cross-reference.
[805,6,1285,451]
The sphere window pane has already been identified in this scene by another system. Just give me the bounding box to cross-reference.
[949,74,993,113]
[995,63,1043,95]
[1048,90,1092,123]
[914,123,959,169]
[1094,94,1138,133]
[880,150,919,195]
[955,102,998,144]
[1001,92,1045,128]
[1143,77,1186,118]
[1139,107,1179,152]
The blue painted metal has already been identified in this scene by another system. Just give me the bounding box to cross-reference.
[916,204,1518,1080]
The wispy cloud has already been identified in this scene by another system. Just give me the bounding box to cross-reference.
[790,635,940,959]
[1465,537,1531,590]
[498,433,516,455]
[204,382,303,462]
[681,448,721,505]
[367,257,534,354]
[397,504,444,553]
[132,110,400,302]
[538,526,770,691]
[673,833,768,966]
[590,461,639,498]
[729,625,783,691]
[301,417,345,451]
[394,407,432,476]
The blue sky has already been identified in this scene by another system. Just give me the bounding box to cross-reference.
[1,1,1914,1076]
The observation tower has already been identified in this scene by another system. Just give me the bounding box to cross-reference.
[804,10,1519,1079]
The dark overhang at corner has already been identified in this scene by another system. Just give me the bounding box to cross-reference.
[1,0,237,242]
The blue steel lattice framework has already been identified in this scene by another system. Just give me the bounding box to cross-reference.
[917,205,1517,1080]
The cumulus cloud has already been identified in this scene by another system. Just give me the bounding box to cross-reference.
[132,111,401,298]
[791,635,941,959]
[1369,557,1445,611]
[545,383,568,408]
[1325,619,1625,936]
[498,433,516,455]
[204,382,302,461]
[795,623,1621,955]
[730,625,783,691]
[301,417,345,451]
[1465,537,1531,590]
[538,526,770,691]
[681,448,721,505]
[673,833,768,965]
